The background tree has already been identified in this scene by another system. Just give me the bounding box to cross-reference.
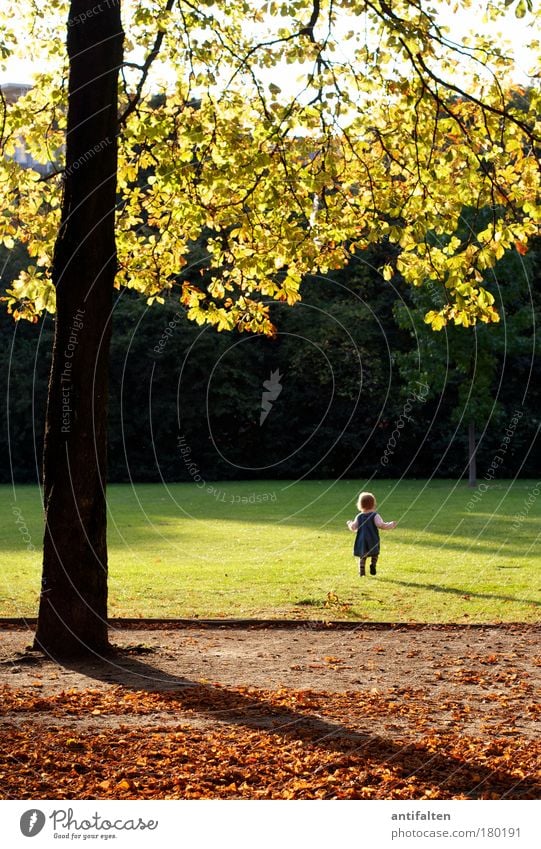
[395,231,540,486]
[3,242,539,486]
[0,0,540,655]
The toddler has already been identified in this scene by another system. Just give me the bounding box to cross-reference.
[347,491,397,576]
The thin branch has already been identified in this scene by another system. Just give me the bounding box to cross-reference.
[39,167,64,182]
[118,0,176,127]
[0,87,8,157]
[414,50,539,144]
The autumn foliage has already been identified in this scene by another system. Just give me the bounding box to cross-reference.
[1,672,540,799]
[1,1,540,333]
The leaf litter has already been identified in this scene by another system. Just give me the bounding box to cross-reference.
[0,624,539,799]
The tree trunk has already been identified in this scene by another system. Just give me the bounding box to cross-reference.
[34,0,123,657]
[468,420,477,488]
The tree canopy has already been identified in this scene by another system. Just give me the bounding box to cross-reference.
[1,0,540,333]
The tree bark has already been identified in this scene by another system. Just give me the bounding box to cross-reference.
[34,0,123,657]
[468,420,477,488]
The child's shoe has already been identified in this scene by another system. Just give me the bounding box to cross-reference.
[369,564,377,576]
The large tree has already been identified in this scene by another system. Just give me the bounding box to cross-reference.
[0,0,540,655]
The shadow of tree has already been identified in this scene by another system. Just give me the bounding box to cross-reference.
[53,648,540,800]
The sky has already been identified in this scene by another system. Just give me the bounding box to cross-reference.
[0,0,538,87]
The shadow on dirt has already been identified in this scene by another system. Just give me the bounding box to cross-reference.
[37,646,539,800]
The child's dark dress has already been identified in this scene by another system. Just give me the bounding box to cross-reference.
[353,511,380,558]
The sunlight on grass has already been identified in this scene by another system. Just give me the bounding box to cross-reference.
[1,480,539,622]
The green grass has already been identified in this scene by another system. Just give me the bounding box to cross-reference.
[1,479,540,622]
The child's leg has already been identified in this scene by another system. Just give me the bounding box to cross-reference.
[359,557,366,577]
[370,555,378,575]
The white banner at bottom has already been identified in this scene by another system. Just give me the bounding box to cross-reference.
[2,799,540,849]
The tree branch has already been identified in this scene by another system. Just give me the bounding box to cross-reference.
[118,0,175,127]
[0,87,7,157]
[413,50,540,146]
[300,0,321,42]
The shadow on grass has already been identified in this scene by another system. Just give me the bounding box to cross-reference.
[50,648,540,800]
[108,507,536,559]
[377,577,540,607]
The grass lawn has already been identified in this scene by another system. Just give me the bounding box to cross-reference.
[1,479,540,622]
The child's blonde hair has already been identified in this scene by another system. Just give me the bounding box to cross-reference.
[357,491,376,511]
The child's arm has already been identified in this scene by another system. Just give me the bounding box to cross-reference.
[374,513,397,530]
[346,518,359,531]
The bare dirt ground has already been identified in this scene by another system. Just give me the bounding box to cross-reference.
[1,622,540,799]
[2,623,540,735]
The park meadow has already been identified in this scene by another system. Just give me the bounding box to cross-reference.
[3,478,539,623]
